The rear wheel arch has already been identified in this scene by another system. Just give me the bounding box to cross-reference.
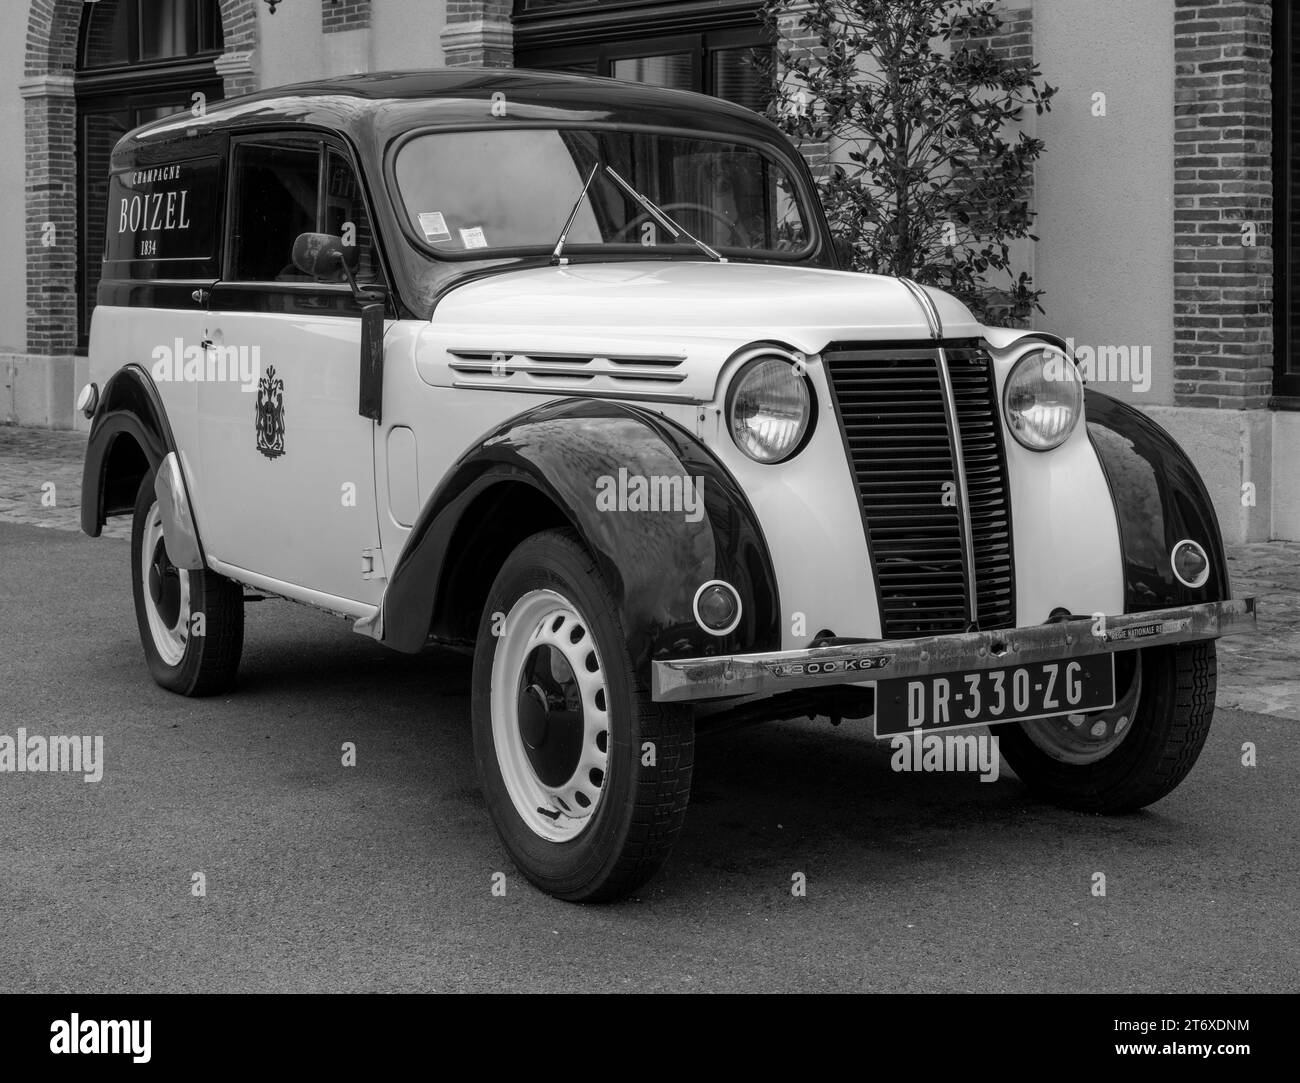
[81,365,176,537]
[101,430,152,521]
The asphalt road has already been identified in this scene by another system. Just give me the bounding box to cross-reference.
[1,519,1296,993]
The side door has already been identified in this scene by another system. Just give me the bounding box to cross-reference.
[195,133,386,610]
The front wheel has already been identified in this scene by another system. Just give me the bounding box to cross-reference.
[130,469,244,696]
[471,530,693,902]
[996,642,1217,812]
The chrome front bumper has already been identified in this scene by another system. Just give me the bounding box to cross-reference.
[651,599,1258,703]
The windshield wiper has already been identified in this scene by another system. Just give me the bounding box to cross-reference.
[551,162,602,265]
[550,162,727,266]
[603,166,726,263]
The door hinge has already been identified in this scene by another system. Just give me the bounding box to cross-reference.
[361,547,386,582]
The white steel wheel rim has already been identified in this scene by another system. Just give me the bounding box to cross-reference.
[1019,653,1143,765]
[141,501,191,667]
[490,589,611,843]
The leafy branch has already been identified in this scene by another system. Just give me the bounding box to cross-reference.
[760,0,1057,325]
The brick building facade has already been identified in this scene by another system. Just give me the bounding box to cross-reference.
[0,0,1294,540]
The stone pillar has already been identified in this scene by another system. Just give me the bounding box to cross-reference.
[219,0,261,96]
[441,0,513,68]
[1172,0,1274,409]
[20,73,77,360]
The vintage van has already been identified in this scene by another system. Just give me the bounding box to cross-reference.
[81,70,1255,901]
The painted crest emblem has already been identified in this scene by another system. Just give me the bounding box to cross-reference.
[255,364,285,459]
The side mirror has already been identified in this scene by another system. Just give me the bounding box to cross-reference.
[292,232,358,281]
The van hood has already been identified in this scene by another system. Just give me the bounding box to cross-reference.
[427,260,983,359]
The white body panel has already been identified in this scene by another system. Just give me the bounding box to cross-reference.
[89,262,1125,644]
[985,342,1125,625]
[383,265,1124,647]
[193,304,384,607]
[424,262,984,371]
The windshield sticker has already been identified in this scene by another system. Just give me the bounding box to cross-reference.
[459,226,488,250]
[418,212,451,243]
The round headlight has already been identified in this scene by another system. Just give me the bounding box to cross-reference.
[1003,348,1082,451]
[727,354,811,463]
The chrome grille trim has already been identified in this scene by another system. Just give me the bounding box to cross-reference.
[935,346,979,624]
[898,278,944,340]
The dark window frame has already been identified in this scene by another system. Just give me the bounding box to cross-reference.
[513,0,763,43]
[225,138,325,284]
[1272,0,1299,404]
[80,0,223,71]
[222,131,388,293]
[518,25,770,104]
[514,0,772,109]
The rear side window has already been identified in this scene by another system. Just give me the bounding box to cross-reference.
[228,140,379,283]
[104,156,220,269]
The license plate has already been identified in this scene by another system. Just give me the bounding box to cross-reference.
[873,655,1116,738]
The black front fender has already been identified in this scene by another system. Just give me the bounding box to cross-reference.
[81,365,177,537]
[1085,389,1229,610]
[380,399,781,674]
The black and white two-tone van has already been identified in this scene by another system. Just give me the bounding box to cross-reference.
[81,70,1256,901]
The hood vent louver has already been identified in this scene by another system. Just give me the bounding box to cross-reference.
[446,349,692,401]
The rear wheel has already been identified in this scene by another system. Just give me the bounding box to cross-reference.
[130,469,244,696]
[996,643,1216,812]
[471,530,693,902]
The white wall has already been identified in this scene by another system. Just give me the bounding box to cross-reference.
[256,0,448,92]
[371,0,448,71]
[1272,412,1300,540]
[1033,0,1176,407]
[256,1,328,89]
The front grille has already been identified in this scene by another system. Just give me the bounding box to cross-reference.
[824,342,1015,638]
[947,345,1016,630]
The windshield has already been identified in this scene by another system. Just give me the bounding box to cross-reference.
[392,127,813,259]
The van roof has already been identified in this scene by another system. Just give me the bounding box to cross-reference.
[112,67,785,168]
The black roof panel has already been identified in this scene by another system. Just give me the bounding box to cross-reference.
[113,67,786,166]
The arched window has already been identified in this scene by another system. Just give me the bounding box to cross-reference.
[76,0,225,349]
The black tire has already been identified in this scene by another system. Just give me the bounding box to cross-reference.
[130,469,244,696]
[997,642,1216,813]
[471,529,693,903]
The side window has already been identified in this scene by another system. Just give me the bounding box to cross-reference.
[228,143,319,282]
[324,149,378,282]
[227,141,379,284]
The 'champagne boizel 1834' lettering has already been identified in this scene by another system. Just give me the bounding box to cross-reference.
[79,70,1258,903]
